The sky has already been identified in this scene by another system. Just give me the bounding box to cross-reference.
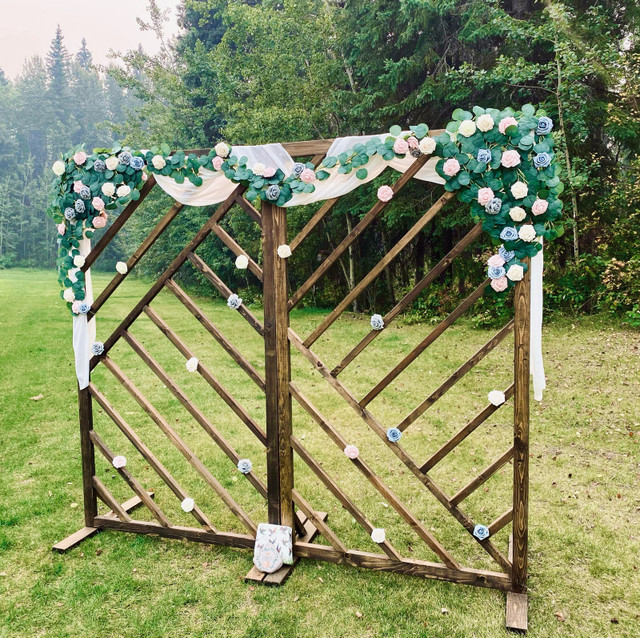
[0,0,182,78]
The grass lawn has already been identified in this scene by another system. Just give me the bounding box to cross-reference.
[1,267,639,638]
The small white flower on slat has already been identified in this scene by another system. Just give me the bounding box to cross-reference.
[186,357,199,373]
[116,261,128,275]
[488,390,506,406]
[227,294,242,310]
[181,497,195,512]
[277,244,292,259]
[235,254,249,269]
[112,455,126,469]
[370,528,386,544]
[370,314,384,330]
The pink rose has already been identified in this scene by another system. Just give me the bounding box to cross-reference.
[71,300,83,314]
[73,180,84,194]
[377,185,394,202]
[57,223,66,235]
[487,254,505,268]
[73,151,87,165]
[477,187,494,206]
[142,172,148,182]
[393,138,409,154]
[491,276,508,292]
[501,150,521,168]
[443,158,461,177]
[531,198,549,215]
[407,136,419,150]
[498,117,518,135]
[344,445,359,460]
[92,197,105,211]
[300,168,316,183]
[92,216,107,229]
[212,156,224,171]
[262,166,276,178]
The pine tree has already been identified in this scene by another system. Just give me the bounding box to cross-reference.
[76,38,93,68]
[46,25,70,122]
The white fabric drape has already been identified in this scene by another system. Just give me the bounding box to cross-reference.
[530,241,545,401]
[72,237,95,390]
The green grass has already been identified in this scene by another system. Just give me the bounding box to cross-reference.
[1,268,639,637]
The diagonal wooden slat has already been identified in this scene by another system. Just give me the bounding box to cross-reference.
[396,320,515,431]
[211,224,263,282]
[421,384,515,473]
[303,192,454,347]
[89,383,216,531]
[331,223,483,376]
[489,508,513,537]
[288,153,431,310]
[234,193,262,226]
[360,280,489,408]
[92,476,132,522]
[450,447,515,507]
[289,198,339,252]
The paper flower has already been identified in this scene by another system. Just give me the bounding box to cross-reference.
[64,207,76,221]
[112,455,127,469]
[498,116,518,135]
[130,156,145,170]
[507,264,524,281]
[292,162,305,177]
[419,136,436,155]
[77,302,91,315]
[71,300,83,314]
[476,114,495,132]
[510,181,528,199]
[101,182,116,197]
[92,197,105,212]
[63,288,75,303]
[93,159,106,173]
[262,166,276,178]
[212,156,223,171]
[370,528,386,543]
[151,155,166,170]
[344,445,359,459]
[92,216,106,229]
[57,223,66,235]
[91,342,104,356]
[499,246,515,262]
[536,116,553,135]
[266,185,281,201]
[499,226,518,242]
[116,185,131,198]
[407,136,419,150]
[73,180,84,194]
[490,276,508,292]
[277,244,292,259]
[186,357,199,372]
[487,265,506,280]
[473,524,490,540]
[476,149,492,164]
[252,162,265,176]
[393,137,409,154]
[485,198,502,215]
[52,160,66,176]
[73,151,87,165]
[458,119,476,137]
[477,188,494,205]
[442,158,461,177]
[115,261,128,275]
[533,152,552,169]
[300,168,316,183]
[488,390,506,406]
[386,427,402,443]
[74,200,86,214]
[518,225,537,242]
[487,254,505,268]
[531,199,549,215]
[370,314,384,330]
[103,156,117,171]
[227,294,242,310]
[181,497,195,512]
[237,459,252,474]
[501,150,521,168]
[235,254,249,269]
[377,185,394,202]
[80,185,91,199]
[214,142,230,158]
[73,255,85,268]
[509,206,526,222]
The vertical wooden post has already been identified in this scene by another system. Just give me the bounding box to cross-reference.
[78,384,97,527]
[512,263,530,592]
[262,202,295,530]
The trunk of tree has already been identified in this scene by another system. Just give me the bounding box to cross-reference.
[345,213,359,312]
[380,227,396,305]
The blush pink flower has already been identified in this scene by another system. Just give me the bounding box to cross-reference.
[377,185,394,202]
[531,198,549,215]
[71,300,83,314]
[443,158,461,177]
[262,166,276,178]
[92,197,105,211]
[491,276,509,292]
[300,168,316,183]
[407,136,419,150]
[344,445,359,460]
[92,216,107,229]
[498,116,518,135]
[212,156,224,171]
[57,223,66,235]
[73,180,84,194]
[487,254,506,268]
[477,188,494,206]
[393,138,409,154]
[501,150,521,168]
[73,151,87,165]
[142,172,148,182]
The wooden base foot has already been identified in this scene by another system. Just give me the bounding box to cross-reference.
[506,591,528,632]
[245,511,327,586]
[52,492,153,553]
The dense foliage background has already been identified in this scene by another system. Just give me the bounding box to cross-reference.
[2,0,639,325]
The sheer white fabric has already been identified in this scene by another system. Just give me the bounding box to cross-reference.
[530,241,546,401]
[72,237,95,389]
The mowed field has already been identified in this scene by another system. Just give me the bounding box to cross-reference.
[1,268,639,638]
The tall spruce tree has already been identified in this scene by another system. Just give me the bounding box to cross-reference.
[46,25,70,123]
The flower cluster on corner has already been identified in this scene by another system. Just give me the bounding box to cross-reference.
[434,106,564,295]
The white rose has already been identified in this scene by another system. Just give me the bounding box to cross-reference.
[507,264,524,281]
[510,181,528,199]
[509,207,526,222]
[252,162,265,176]
[73,255,85,268]
[112,455,127,469]
[214,142,230,158]
[69,268,79,283]
[488,390,506,406]
[101,182,116,197]
[181,497,195,512]
[277,244,292,259]
[370,528,386,544]
[115,261,128,275]
[476,114,495,132]
[518,225,537,242]
[105,156,119,171]
[235,254,249,269]
[63,288,75,303]
[52,160,66,176]
[458,120,477,137]
[116,184,131,198]
[419,136,436,155]
[185,357,199,373]
[152,155,166,170]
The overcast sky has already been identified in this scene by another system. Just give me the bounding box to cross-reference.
[0,0,182,78]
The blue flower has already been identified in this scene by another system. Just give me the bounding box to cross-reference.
[74,200,86,214]
[485,198,502,215]
[64,207,76,221]
[80,186,91,200]
[266,185,281,201]
[473,524,490,540]
[237,458,252,474]
[499,245,515,262]
[533,152,551,169]
[292,162,305,177]
[91,342,104,356]
[78,301,91,315]
[370,314,384,330]
[118,151,132,166]
[476,148,491,163]
[227,293,242,310]
[386,427,402,443]
[536,116,553,136]
[93,159,106,173]
[488,265,506,280]
[500,226,518,242]
[130,156,145,170]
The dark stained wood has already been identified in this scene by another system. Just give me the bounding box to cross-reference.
[506,592,528,632]
[82,175,156,272]
[489,508,514,537]
[234,194,262,226]
[92,476,132,522]
[512,263,531,593]
[291,490,346,553]
[211,224,263,281]
[78,385,97,527]
[332,223,484,376]
[360,280,489,408]
[261,202,295,530]
[289,198,339,252]
[304,192,454,347]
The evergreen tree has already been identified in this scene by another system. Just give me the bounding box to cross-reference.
[46,25,70,123]
[76,37,93,68]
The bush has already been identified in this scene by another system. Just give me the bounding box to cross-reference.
[599,257,640,327]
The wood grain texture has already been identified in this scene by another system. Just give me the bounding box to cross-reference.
[289,198,339,252]
[78,385,97,527]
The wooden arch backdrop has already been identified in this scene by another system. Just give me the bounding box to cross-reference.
[55,136,530,632]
